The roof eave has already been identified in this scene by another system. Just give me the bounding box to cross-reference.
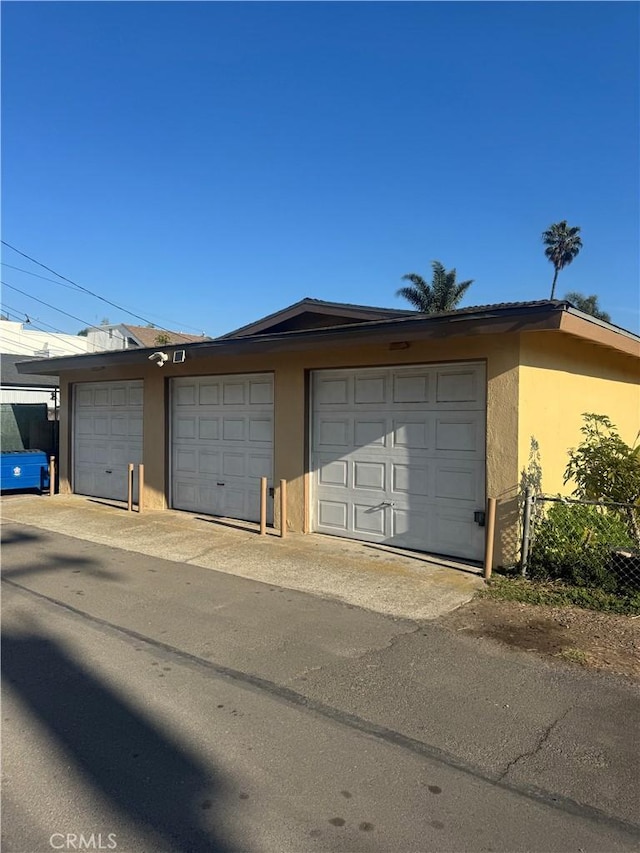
[15,304,567,375]
[559,309,640,358]
[218,297,417,339]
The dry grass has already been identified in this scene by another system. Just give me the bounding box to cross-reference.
[441,596,640,680]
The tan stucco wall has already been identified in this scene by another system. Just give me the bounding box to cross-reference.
[57,333,524,566]
[518,332,640,498]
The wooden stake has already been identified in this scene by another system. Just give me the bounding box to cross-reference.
[259,476,267,535]
[280,479,287,538]
[127,463,134,512]
[484,497,497,579]
[138,463,145,513]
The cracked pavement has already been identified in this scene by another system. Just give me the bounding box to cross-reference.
[2,519,639,850]
[497,708,573,781]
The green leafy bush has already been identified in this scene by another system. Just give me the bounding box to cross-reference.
[564,413,640,548]
[528,502,634,592]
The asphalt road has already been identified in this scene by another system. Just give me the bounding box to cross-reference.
[2,520,639,853]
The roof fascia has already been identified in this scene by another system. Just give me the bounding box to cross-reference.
[1,382,58,389]
[16,305,564,375]
[559,310,640,358]
[219,299,413,339]
[217,299,312,339]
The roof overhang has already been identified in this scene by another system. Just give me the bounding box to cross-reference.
[218,298,417,339]
[14,302,639,376]
[558,309,640,358]
[1,381,58,389]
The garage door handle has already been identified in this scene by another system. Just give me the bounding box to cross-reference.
[381,500,396,508]
[105,470,112,474]
[217,482,225,486]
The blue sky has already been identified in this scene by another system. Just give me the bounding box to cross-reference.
[2,1,638,337]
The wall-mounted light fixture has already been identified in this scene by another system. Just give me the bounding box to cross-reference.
[148,351,169,367]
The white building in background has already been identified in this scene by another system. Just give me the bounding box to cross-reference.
[0,320,94,416]
[0,319,94,358]
[85,323,208,351]
[0,319,205,419]
[0,318,208,360]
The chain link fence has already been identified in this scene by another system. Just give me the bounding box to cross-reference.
[520,494,640,595]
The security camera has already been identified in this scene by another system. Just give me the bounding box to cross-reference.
[148,351,169,367]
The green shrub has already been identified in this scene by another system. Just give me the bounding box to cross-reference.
[528,502,635,592]
[564,413,640,548]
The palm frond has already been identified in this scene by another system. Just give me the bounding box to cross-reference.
[542,220,583,271]
[396,286,431,311]
[400,273,428,289]
[397,260,473,313]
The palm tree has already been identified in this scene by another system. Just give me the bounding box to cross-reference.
[564,291,611,323]
[542,220,583,299]
[396,261,473,313]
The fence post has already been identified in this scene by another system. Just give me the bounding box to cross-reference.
[259,477,268,535]
[520,487,534,576]
[127,463,134,512]
[280,479,287,539]
[483,497,497,580]
[138,463,144,513]
[49,456,55,497]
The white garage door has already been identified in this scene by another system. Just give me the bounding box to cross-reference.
[73,380,143,502]
[311,363,486,560]
[171,374,273,522]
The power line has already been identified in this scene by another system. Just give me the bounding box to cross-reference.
[3,301,70,333]
[1,303,93,354]
[1,239,160,325]
[2,260,206,336]
[1,241,207,335]
[3,282,205,355]
[0,318,82,356]
[1,263,80,289]
[3,261,205,333]
[2,280,107,334]
[0,331,89,357]
[3,303,94,350]
[2,302,66,333]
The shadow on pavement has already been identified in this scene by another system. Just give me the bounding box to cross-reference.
[87,498,132,512]
[360,541,482,575]
[2,629,235,852]
[1,528,43,547]
[2,553,124,582]
[195,516,263,535]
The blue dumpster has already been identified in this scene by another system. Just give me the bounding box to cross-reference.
[0,450,50,493]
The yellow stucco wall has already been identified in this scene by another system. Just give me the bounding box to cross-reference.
[54,325,640,569]
[57,333,522,565]
[518,331,640,498]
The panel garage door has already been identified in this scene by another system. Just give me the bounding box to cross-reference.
[171,374,273,522]
[73,380,143,502]
[311,363,486,560]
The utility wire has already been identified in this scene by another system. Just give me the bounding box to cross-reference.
[1,318,70,353]
[2,281,107,335]
[1,263,80,290]
[1,240,160,326]
[2,302,68,334]
[0,318,78,356]
[2,261,206,334]
[1,304,93,354]
[0,330,89,357]
[3,281,203,352]
[1,241,206,335]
